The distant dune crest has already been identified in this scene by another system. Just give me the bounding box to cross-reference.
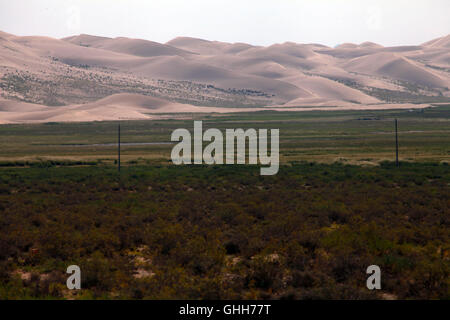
[0,31,449,123]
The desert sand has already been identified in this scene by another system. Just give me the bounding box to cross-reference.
[0,31,449,123]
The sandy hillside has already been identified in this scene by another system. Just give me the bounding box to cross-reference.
[64,34,194,57]
[0,31,449,123]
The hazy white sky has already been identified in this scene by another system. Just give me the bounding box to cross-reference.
[0,0,449,46]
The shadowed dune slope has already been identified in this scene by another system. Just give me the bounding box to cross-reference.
[422,34,450,48]
[342,52,448,88]
[1,31,449,123]
[167,37,237,55]
[64,34,194,57]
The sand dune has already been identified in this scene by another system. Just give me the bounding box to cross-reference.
[0,94,180,123]
[0,97,50,112]
[282,75,380,104]
[422,35,450,48]
[0,31,449,123]
[342,52,447,88]
[62,34,112,46]
[79,93,174,109]
[129,55,307,103]
[12,34,143,68]
[408,48,450,68]
[0,34,46,69]
[359,42,383,49]
[64,34,193,57]
[4,34,306,103]
[0,93,430,124]
[166,37,254,56]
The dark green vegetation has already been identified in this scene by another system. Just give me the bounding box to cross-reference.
[0,162,448,299]
[0,107,449,299]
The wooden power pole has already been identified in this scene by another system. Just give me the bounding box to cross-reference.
[395,119,399,167]
[118,123,121,172]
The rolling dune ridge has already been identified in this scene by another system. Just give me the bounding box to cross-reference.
[0,31,449,123]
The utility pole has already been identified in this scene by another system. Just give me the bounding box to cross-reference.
[118,123,121,172]
[395,119,399,167]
